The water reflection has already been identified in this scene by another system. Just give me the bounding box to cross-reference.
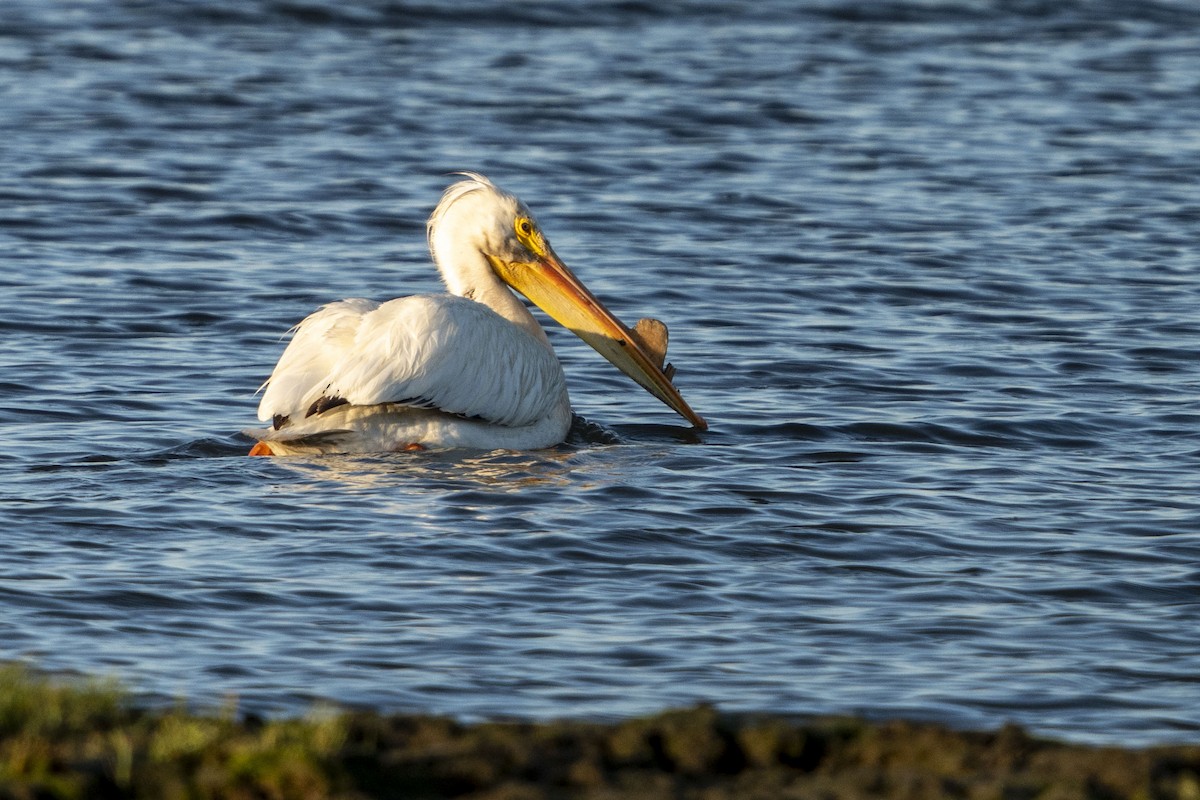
[260,447,581,495]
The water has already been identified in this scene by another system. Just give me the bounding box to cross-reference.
[2,0,1199,746]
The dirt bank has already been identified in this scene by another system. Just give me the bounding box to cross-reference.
[2,665,1198,799]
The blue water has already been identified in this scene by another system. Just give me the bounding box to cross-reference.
[2,0,1199,746]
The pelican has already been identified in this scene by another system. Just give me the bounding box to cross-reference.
[243,173,705,455]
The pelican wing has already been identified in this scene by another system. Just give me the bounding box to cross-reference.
[257,295,566,428]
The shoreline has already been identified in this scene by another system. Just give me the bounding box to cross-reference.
[3,665,1198,799]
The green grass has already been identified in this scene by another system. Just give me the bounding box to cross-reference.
[0,664,344,799]
[2,662,1199,799]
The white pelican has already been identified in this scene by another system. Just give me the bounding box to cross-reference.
[244,173,705,455]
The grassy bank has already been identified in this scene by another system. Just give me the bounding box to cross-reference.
[2,664,1198,799]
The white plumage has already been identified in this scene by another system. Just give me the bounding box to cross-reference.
[244,173,704,456]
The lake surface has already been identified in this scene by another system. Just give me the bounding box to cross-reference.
[2,0,1199,746]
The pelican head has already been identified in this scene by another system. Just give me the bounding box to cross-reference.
[427,172,706,430]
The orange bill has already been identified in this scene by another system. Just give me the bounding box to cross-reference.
[489,247,707,430]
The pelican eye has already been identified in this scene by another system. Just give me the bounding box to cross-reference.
[514,216,544,256]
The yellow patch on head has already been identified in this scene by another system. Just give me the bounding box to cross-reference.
[513,216,547,258]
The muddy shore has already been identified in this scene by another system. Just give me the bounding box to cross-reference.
[2,666,1198,799]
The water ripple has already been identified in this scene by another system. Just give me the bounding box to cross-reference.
[1,0,1198,747]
